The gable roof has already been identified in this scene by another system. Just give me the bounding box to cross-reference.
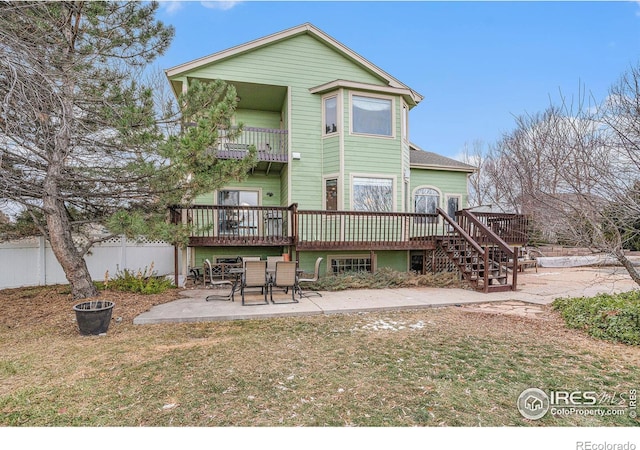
[165,23,423,105]
[409,144,476,173]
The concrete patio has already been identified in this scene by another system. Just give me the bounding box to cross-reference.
[133,266,639,325]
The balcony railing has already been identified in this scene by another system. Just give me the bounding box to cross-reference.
[216,127,288,162]
[296,210,440,250]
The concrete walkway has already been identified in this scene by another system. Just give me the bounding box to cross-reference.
[133,266,638,325]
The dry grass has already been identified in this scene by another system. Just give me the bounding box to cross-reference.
[1,284,639,426]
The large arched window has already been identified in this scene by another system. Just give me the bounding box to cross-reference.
[414,187,439,222]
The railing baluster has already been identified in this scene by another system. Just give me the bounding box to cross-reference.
[171,205,524,252]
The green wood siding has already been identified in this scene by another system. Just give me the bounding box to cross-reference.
[402,141,411,211]
[235,109,281,129]
[321,136,340,176]
[409,169,470,211]
[280,165,289,206]
[297,250,407,277]
[194,246,285,268]
[194,173,282,206]
[178,34,393,211]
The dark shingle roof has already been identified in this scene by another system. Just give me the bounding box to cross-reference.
[409,144,476,172]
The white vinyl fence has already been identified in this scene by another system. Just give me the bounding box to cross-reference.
[0,235,179,289]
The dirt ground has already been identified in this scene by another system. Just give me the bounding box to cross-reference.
[0,284,182,334]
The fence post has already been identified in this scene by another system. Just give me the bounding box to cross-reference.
[120,235,127,271]
[38,236,46,285]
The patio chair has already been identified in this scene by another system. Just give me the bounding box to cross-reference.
[204,259,235,302]
[242,256,262,267]
[266,255,284,272]
[298,257,323,298]
[269,261,299,304]
[241,260,269,305]
[266,256,284,283]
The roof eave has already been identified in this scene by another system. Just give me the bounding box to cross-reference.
[410,163,477,173]
[310,80,422,106]
[165,23,313,78]
[165,23,422,101]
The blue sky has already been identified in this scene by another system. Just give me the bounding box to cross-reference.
[155,1,640,159]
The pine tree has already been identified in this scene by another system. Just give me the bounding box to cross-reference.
[0,2,255,299]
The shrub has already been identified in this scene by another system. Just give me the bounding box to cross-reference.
[101,263,174,295]
[304,267,463,291]
[552,290,640,345]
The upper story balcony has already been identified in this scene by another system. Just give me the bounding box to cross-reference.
[215,126,288,174]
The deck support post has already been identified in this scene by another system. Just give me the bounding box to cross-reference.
[512,246,518,291]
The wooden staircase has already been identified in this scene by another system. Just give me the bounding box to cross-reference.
[437,208,517,293]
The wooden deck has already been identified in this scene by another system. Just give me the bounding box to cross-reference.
[171,205,529,292]
[170,204,528,251]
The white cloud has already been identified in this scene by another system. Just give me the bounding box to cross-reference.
[200,1,242,11]
[162,1,185,15]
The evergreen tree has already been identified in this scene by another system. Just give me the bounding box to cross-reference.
[0,2,255,299]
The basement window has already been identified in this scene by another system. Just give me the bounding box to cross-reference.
[329,256,372,274]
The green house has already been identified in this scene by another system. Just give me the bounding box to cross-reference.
[167,23,527,292]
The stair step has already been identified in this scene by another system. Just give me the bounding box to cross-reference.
[480,284,514,293]
[439,230,514,293]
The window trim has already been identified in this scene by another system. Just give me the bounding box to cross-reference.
[401,101,409,142]
[214,188,262,237]
[350,173,396,212]
[215,187,262,206]
[323,174,339,211]
[413,185,441,224]
[412,185,442,213]
[327,253,376,274]
[322,93,340,137]
[349,92,395,138]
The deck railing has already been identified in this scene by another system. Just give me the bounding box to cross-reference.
[216,126,288,162]
[170,204,529,251]
[460,211,530,245]
[455,210,518,291]
[295,210,440,250]
[171,205,295,247]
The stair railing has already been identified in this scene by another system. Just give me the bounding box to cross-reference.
[457,210,518,291]
[437,208,489,290]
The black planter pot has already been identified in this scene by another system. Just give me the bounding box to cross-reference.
[73,300,114,335]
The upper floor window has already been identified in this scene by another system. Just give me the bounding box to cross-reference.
[352,95,392,137]
[324,95,338,135]
[353,176,393,212]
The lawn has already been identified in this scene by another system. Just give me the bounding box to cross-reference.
[0,284,639,427]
